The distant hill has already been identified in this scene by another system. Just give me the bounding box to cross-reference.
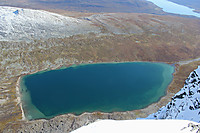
[0,0,164,14]
[167,0,200,11]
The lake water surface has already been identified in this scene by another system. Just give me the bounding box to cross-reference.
[147,0,200,18]
[20,62,174,120]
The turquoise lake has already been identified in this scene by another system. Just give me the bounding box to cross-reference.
[20,62,174,120]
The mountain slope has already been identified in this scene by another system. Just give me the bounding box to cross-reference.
[167,0,200,11]
[1,6,200,43]
[0,0,163,14]
[0,6,100,41]
[147,66,200,122]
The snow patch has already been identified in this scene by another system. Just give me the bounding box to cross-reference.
[71,119,199,133]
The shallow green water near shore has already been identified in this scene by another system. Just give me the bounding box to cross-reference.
[20,62,174,120]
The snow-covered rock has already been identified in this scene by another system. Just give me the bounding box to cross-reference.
[147,66,200,122]
[0,6,100,41]
[71,119,199,133]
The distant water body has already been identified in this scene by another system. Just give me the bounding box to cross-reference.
[147,0,200,18]
[20,62,174,120]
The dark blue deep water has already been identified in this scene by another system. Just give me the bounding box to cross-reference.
[20,62,174,120]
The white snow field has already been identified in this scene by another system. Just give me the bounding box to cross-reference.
[71,119,199,133]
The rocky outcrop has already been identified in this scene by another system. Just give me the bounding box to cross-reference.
[147,66,200,122]
[8,112,141,133]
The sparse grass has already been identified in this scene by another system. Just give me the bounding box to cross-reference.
[168,61,200,94]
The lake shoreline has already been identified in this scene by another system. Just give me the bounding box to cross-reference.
[17,56,200,121]
[16,76,26,121]
[17,61,174,121]
[14,58,200,133]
